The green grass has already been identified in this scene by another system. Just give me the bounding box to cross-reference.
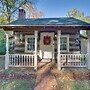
[71,80,90,90]
[0,57,36,90]
[57,79,90,90]
[0,58,5,70]
[0,79,35,90]
[53,68,90,90]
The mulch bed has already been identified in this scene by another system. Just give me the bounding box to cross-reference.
[0,73,35,81]
[0,69,36,83]
[72,71,90,80]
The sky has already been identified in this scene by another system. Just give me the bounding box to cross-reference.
[36,0,90,18]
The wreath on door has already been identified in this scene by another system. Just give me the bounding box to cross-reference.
[43,36,51,45]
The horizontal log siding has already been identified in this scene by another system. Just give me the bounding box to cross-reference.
[14,32,25,53]
[14,32,35,54]
[62,30,80,53]
[9,30,80,54]
[69,34,80,53]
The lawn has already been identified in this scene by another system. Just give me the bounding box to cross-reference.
[0,79,35,90]
[56,80,90,90]
[0,56,5,70]
[0,56,90,90]
[0,56,36,90]
[51,68,90,90]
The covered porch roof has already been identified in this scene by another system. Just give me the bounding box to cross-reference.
[0,17,90,31]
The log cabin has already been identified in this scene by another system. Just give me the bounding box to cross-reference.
[0,9,90,70]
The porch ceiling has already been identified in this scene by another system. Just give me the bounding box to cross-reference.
[1,25,90,31]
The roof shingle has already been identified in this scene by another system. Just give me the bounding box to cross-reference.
[9,17,90,26]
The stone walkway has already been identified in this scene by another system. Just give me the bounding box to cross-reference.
[34,61,57,90]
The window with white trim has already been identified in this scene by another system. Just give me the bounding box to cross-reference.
[25,35,35,52]
[60,35,69,52]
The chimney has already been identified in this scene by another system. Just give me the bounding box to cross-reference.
[18,8,26,19]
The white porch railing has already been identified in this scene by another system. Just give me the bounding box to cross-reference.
[9,54,35,67]
[60,54,87,67]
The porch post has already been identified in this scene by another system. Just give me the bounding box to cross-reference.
[34,31,38,70]
[5,34,9,69]
[52,41,55,60]
[57,30,61,70]
[87,30,90,69]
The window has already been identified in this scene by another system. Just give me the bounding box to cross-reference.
[60,35,69,52]
[25,35,35,52]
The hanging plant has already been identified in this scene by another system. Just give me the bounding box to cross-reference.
[43,36,51,45]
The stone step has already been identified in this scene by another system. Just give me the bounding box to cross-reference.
[41,59,51,62]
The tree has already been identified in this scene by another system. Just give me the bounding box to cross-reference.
[67,8,90,36]
[22,3,44,18]
[0,15,8,24]
[0,0,43,55]
[0,0,37,23]
[0,0,34,54]
[67,8,90,23]
[67,8,84,18]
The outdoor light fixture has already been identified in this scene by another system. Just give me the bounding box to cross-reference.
[55,34,57,37]
[54,34,57,40]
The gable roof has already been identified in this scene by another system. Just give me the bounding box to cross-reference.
[1,17,90,31]
[9,17,90,26]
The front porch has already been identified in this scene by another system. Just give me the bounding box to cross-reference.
[4,30,90,70]
[4,31,90,70]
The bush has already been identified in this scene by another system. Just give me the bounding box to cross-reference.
[0,30,6,55]
[0,43,6,55]
[80,57,87,62]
